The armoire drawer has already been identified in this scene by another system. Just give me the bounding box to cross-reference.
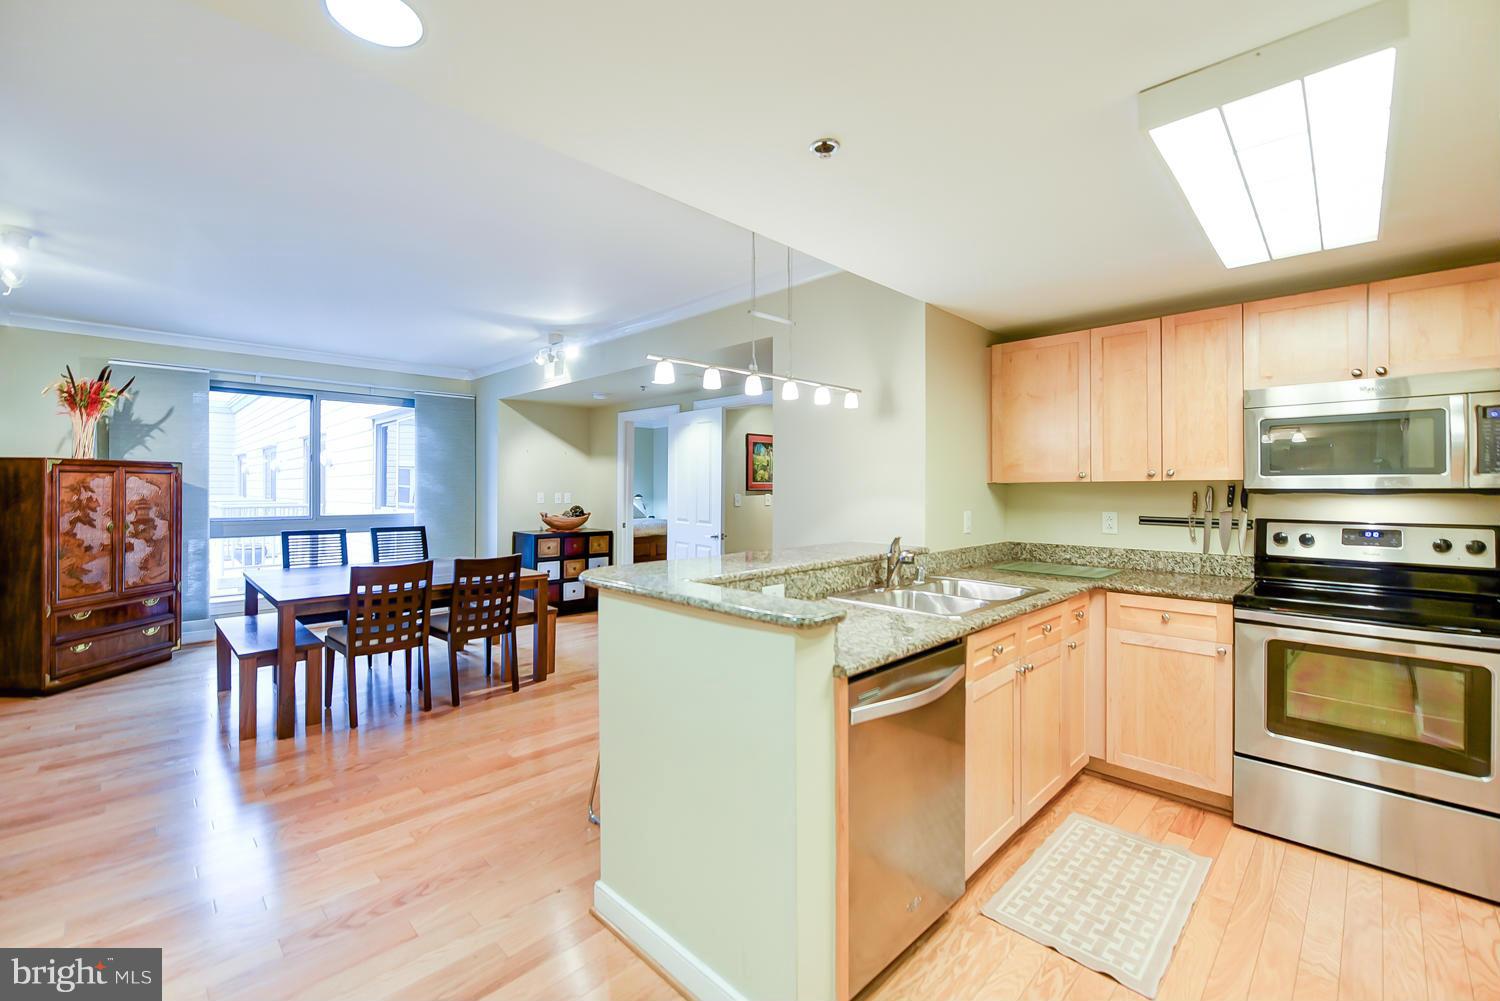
[53,593,174,639]
[52,621,175,680]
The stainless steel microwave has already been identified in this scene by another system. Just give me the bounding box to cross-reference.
[1244,370,1500,491]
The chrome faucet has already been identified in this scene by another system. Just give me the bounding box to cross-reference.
[884,536,916,590]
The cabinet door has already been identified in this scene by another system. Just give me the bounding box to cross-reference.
[990,331,1090,483]
[1106,628,1234,795]
[1019,642,1066,821]
[1063,631,1090,777]
[965,655,1019,877]
[1161,305,1243,480]
[1369,263,1500,377]
[53,463,117,605]
[121,468,176,593]
[1243,285,1368,388]
[1090,319,1162,482]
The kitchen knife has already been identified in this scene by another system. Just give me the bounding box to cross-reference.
[1189,490,1199,544]
[1220,484,1235,554]
[1202,485,1214,554]
[1238,486,1250,554]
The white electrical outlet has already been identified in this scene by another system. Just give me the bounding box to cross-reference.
[536,492,545,504]
[1102,511,1119,535]
[764,495,772,507]
[563,492,571,503]
[963,510,973,535]
[733,492,742,507]
[554,492,563,504]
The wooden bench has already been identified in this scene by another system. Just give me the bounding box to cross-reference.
[216,613,324,740]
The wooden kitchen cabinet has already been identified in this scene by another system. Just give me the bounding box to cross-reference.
[1369,263,1500,377]
[1090,319,1161,482]
[1243,284,1368,388]
[1160,305,1243,480]
[965,630,1020,878]
[1019,641,1067,821]
[1105,593,1234,795]
[990,331,1090,483]
[1063,627,1090,777]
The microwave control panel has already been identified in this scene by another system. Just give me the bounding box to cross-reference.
[1478,403,1500,475]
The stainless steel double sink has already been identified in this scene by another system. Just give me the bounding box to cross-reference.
[830,575,1042,619]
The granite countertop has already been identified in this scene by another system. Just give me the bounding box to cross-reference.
[582,540,1252,677]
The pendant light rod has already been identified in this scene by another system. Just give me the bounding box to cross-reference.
[645,354,861,396]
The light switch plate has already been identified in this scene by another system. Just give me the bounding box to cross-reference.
[733,493,742,507]
[554,492,563,504]
[963,510,973,535]
[563,492,571,503]
[1102,511,1119,535]
[764,495,773,507]
[536,492,545,504]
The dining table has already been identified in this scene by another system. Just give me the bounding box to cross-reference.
[243,560,552,739]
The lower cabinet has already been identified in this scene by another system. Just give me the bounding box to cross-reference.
[1105,593,1235,795]
[965,642,1020,878]
[1063,626,1090,775]
[1019,642,1066,821]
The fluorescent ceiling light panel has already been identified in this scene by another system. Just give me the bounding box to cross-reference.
[1149,47,1396,268]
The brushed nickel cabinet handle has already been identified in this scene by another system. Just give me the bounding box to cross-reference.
[1073,609,1085,620]
[141,597,161,608]
[69,610,92,621]
[1078,471,1087,479]
[1161,612,1172,623]
[1042,623,1053,634]
[70,642,92,654]
[142,626,162,637]
[1351,368,1364,378]
[1375,366,1388,377]
[1067,640,1078,650]
[992,644,1004,657]
[1147,469,1157,478]
[1166,468,1176,478]
[1217,646,1228,656]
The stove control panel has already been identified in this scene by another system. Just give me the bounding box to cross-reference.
[1265,521,1497,570]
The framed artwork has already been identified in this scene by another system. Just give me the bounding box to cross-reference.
[746,433,773,492]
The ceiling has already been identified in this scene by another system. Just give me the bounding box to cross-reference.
[170,0,1499,336]
[512,339,775,408]
[0,0,831,379]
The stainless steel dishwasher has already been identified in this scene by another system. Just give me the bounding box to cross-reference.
[847,642,966,995]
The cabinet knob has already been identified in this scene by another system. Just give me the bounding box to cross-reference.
[1147,469,1157,478]
[104,521,114,532]
[992,644,1004,657]
[1351,368,1364,378]
[1042,623,1053,634]
[1375,366,1388,377]
[1073,609,1085,620]
[1217,646,1228,656]
[1161,612,1172,623]
[1166,468,1175,478]
[1067,640,1078,650]
[1078,471,1087,479]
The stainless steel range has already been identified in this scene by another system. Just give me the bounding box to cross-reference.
[1233,518,1500,902]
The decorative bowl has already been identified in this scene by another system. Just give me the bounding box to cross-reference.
[540,512,590,531]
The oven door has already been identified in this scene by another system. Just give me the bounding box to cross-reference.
[1236,609,1499,815]
[1243,394,1467,491]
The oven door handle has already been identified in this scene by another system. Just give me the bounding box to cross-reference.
[1235,608,1500,652]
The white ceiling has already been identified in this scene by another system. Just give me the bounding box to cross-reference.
[0,0,832,379]
[171,0,1500,335]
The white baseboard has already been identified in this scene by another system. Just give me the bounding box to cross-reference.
[593,881,749,1001]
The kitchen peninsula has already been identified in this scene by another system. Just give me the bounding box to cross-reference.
[582,540,1249,1001]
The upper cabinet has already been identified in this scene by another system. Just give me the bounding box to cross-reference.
[1369,263,1500,377]
[1090,319,1161,482]
[990,331,1090,483]
[1160,305,1243,481]
[1243,284,1367,388]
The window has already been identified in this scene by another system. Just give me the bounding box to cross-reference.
[208,384,416,603]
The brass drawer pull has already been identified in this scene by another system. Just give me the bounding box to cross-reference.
[70,642,93,654]
[141,597,162,608]
[142,626,162,638]
[69,610,92,621]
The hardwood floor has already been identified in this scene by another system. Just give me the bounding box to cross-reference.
[863,773,1500,1001]
[0,614,676,1001]
[4,616,1498,1001]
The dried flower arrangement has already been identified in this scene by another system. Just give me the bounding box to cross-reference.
[43,365,135,459]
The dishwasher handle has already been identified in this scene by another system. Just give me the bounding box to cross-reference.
[849,664,965,726]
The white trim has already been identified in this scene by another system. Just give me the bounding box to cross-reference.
[593,881,749,1001]
[616,404,681,565]
[8,312,474,381]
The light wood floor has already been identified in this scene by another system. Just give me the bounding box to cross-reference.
[4,617,1498,1001]
[864,772,1500,1001]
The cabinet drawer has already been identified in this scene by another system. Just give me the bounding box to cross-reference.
[587,555,610,570]
[563,536,586,556]
[54,593,174,639]
[52,621,175,680]
[562,581,585,602]
[538,560,561,581]
[563,558,587,580]
[536,538,561,558]
[1063,594,1089,636]
[588,534,611,554]
[1107,592,1230,643]
[1023,607,1065,651]
[967,621,1021,682]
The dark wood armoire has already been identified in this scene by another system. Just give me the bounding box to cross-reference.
[0,458,183,694]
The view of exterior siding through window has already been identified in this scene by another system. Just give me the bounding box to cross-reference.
[206,389,416,600]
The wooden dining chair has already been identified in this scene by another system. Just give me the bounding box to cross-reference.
[427,555,521,704]
[371,525,429,564]
[322,560,434,725]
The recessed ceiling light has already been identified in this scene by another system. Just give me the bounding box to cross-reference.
[809,138,841,159]
[325,0,424,48]
[1149,47,1396,268]
[592,392,609,401]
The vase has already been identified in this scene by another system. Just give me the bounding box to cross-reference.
[69,412,99,460]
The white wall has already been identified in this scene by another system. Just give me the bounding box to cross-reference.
[925,304,1005,549]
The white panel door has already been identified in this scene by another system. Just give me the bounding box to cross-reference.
[667,408,723,560]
